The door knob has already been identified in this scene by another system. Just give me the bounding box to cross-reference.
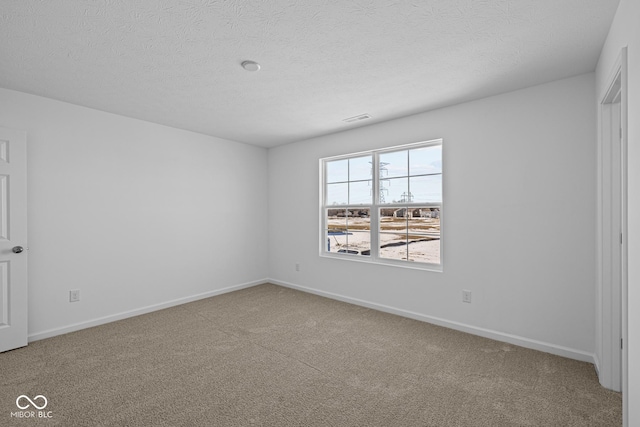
[12,246,24,254]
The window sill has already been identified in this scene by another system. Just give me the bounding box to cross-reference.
[320,251,443,273]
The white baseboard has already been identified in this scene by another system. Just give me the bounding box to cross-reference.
[593,353,602,378]
[268,278,596,364]
[28,279,267,342]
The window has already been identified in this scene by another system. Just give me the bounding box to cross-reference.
[321,139,442,270]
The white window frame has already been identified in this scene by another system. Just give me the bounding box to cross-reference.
[320,139,443,272]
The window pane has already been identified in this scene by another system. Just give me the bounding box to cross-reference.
[349,156,373,181]
[380,150,408,178]
[326,159,348,183]
[346,232,370,255]
[408,238,440,263]
[410,145,442,176]
[327,230,348,253]
[379,208,407,260]
[327,209,371,255]
[347,209,371,227]
[379,233,408,261]
[378,207,441,263]
[326,183,348,205]
[383,177,409,204]
[407,208,440,264]
[327,209,347,231]
[410,175,441,203]
[407,209,440,238]
[346,209,370,255]
[349,180,372,204]
[326,209,348,253]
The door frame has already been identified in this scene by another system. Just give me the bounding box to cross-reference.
[596,46,627,418]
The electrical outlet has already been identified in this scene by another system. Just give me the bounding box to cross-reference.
[462,290,472,303]
[295,263,300,272]
[69,290,80,303]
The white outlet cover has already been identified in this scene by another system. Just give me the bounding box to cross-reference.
[462,290,472,303]
[69,290,80,302]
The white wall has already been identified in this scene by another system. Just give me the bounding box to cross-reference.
[268,73,597,361]
[0,88,269,339]
[596,0,640,424]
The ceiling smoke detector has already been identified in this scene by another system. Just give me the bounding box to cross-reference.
[241,61,261,72]
[342,114,372,123]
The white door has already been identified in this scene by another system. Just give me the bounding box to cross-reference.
[0,127,28,353]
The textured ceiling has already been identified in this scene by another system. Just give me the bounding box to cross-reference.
[0,0,620,147]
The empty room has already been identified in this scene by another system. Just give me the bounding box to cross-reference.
[0,0,637,426]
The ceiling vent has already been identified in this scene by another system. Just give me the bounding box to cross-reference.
[342,114,372,123]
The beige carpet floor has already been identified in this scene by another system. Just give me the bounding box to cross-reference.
[1,283,621,426]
